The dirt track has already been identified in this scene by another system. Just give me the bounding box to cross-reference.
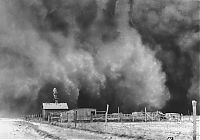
[0,118,119,139]
[0,118,41,139]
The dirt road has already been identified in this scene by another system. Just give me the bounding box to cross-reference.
[0,118,118,139]
[1,117,198,139]
[0,118,41,139]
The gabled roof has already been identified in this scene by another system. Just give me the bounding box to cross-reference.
[42,103,68,110]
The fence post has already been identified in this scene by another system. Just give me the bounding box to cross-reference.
[105,104,109,123]
[192,100,197,140]
[145,107,147,122]
[118,106,120,122]
[48,115,50,123]
[105,104,109,132]
[74,111,77,128]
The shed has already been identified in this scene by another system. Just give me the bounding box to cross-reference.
[60,108,96,122]
[74,108,96,121]
[42,103,69,120]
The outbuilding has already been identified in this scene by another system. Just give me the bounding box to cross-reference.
[60,108,96,122]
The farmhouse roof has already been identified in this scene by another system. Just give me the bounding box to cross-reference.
[42,103,68,110]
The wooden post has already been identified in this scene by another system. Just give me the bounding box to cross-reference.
[39,114,41,121]
[105,104,109,123]
[74,111,77,128]
[105,104,109,132]
[118,106,120,122]
[145,107,147,122]
[192,100,197,140]
[48,115,50,123]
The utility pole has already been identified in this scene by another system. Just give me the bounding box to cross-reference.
[192,100,197,140]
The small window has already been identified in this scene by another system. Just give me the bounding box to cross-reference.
[91,111,95,116]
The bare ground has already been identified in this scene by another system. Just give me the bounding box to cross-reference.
[0,118,120,139]
[0,118,41,139]
[0,117,199,140]
[52,116,200,140]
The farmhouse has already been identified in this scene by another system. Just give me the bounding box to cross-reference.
[42,88,69,120]
[42,103,69,120]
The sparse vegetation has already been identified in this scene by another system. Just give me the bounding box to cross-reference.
[50,116,199,140]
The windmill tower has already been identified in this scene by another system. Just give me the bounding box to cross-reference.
[53,88,59,103]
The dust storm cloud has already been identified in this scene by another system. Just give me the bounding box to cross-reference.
[0,0,198,115]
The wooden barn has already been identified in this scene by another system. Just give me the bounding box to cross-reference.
[60,108,96,122]
[42,103,69,120]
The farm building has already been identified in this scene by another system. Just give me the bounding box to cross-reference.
[60,108,96,122]
[42,103,69,120]
[165,113,181,121]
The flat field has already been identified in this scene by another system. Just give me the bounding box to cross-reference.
[1,116,199,139]
[55,116,200,140]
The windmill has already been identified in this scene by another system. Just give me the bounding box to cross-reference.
[53,88,59,103]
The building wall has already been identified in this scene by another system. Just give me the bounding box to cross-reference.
[42,109,68,120]
[69,110,75,122]
[60,108,96,122]
[75,108,96,121]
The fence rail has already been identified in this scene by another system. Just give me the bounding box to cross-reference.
[23,111,183,123]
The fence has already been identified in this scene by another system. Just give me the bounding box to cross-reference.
[22,101,198,140]
[22,114,42,122]
[48,119,198,139]
[23,111,182,123]
[22,113,199,140]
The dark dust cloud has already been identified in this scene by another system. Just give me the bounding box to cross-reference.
[0,0,198,116]
[129,0,200,114]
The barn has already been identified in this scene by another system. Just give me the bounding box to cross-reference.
[42,103,69,120]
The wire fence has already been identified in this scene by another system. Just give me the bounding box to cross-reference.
[22,113,199,140]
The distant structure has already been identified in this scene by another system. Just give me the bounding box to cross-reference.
[42,88,69,120]
[165,113,181,121]
[60,108,96,122]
